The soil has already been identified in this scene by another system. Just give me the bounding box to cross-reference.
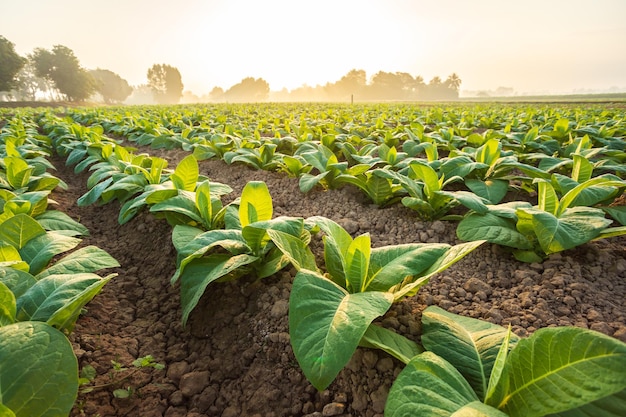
[49,148,626,417]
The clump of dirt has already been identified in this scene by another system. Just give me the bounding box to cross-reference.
[51,152,626,417]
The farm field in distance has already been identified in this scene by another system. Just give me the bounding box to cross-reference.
[1,101,625,417]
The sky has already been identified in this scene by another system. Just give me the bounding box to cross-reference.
[3,0,626,96]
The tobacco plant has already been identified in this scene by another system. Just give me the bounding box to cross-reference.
[455,174,626,262]
[269,216,483,390]
[170,181,310,325]
[385,306,626,417]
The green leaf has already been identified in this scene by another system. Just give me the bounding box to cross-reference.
[0,267,37,299]
[0,322,78,416]
[519,207,612,255]
[489,327,626,417]
[602,206,626,226]
[457,212,532,249]
[171,224,203,253]
[34,210,89,236]
[150,194,203,225]
[422,306,519,401]
[289,270,393,391]
[0,213,46,250]
[239,181,273,228]
[393,240,485,300]
[170,154,199,191]
[571,154,593,183]
[266,228,318,272]
[536,179,559,215]
[16,273,114,330]
[35,246,119,280]
[195,181,213,226]
[385,352,480,417]
[485,327,514,403]
[465,179,509,205]
[367,243,449,292]
[345,234,371,293]
[19,232,82,276]
[77,177,114,206]
[178,254,258,325]
[359,324,423,364]
[450,401,509,417]
[548,388,626,417]
[46,274,115,331]
[0,281,16,326]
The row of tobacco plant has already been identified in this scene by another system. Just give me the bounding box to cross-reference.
[0,110,119,416]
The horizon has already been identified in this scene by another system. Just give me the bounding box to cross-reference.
[3,0,626,97]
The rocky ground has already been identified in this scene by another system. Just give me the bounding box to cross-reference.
[49,147,626,417]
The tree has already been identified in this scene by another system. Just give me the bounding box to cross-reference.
[31,45,95,101]
[0,36,26,93]
[89,69,133,104]
[222,77,269,102]
[147,64,183,104]
[326,69,367,100]
[12,59,48,101]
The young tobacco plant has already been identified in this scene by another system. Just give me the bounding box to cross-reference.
[268,216,483,391]
[385,306,626,417]
[453,174,626,262]
[170,181,310,325]
[119,154,232,229]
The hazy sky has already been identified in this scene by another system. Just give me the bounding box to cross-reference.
[3,0,626,95]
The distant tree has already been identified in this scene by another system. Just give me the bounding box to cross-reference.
[208,86,224,102]
[0,36,27,93]
[31,45,95,101]
[147,64,183,104]
[223,77,269,102]
[326,69,367,100]
[89,69,133,104]
[125,84,155,105]
[12,59,48,101]
[445,73,462,91]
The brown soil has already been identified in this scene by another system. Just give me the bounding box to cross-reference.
[51,149,626,417]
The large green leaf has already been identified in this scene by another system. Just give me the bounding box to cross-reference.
[289,270,393,391]
[172,229,249,284]
[422,306,520,401]
[0,267,36,299]
[0,213,46,250]
[15,273,114,330]
[35,246,120,280]
[77,177,114,206]
[519,207,612,254]
[367,243,449,292]
[170,154,199,192]
[359,324,423,364]
[46,274,115,331]
[457,212,531,249]
[266,228,318,272]
[488,327,626,417]
[171,224,203,253]
[466,179,509,205]
[548,388,626,417]
[0,321,78,417]
[239,181,273,228]
[385,352,480,417]
[392,240,485,300]
[178,254,258,325]
[150,194,203,225]
[34,210,89,236]
[19,232,82,276]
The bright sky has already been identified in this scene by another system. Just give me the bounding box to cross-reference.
[3,0,626,96]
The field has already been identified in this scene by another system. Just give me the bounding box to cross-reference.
[1,102,626,417]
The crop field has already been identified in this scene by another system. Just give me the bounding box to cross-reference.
[1,102,626,417]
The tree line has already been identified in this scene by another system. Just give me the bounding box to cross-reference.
[0,35,461,104]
